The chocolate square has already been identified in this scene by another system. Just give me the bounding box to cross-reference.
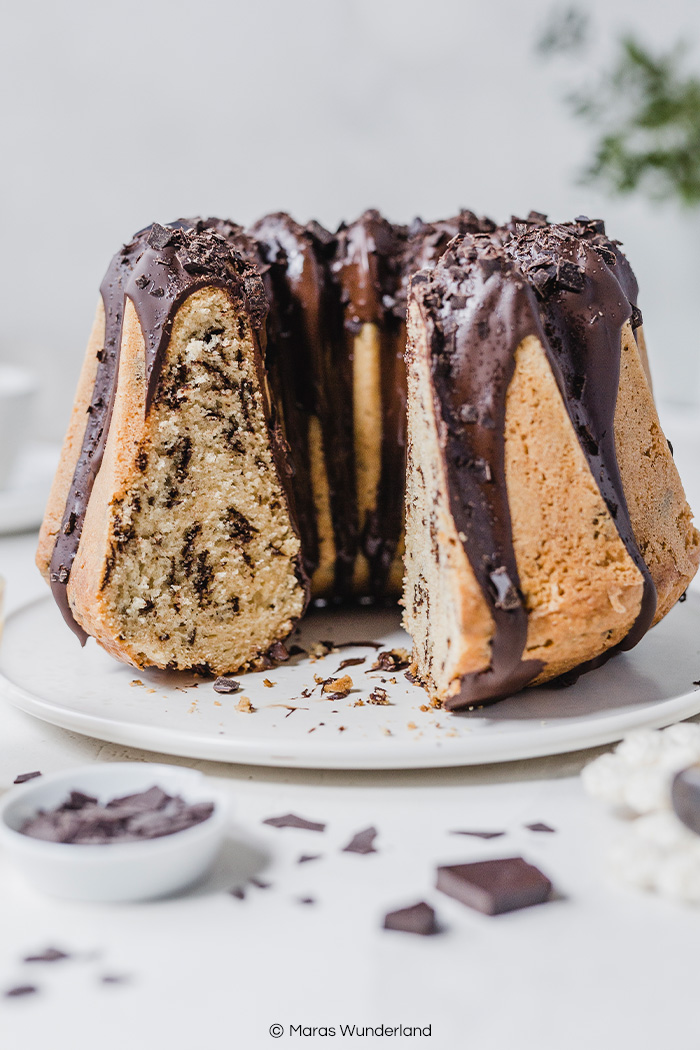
[436,857,552,915]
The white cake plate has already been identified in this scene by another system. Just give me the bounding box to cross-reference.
[1,594,700,769]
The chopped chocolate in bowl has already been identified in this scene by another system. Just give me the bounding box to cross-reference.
[19,786,215,845]
[0,763,229,902]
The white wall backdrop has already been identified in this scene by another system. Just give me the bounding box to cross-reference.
[1,0,699,438]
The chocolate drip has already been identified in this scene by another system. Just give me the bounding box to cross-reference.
[251,214,357,594]
[414,222,656,709]
[503,221,656,654]
[49,219,275,641]
[412,240,545,707]
[333,211,407,594]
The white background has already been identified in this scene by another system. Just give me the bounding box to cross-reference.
[1,0,700,435]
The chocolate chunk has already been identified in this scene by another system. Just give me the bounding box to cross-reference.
[298,854,321,864]
[23,948,69,963]
[213,677,240,694]
[672,766,700,835]
[269,641,290,662]
[5,985,38,998]
[436,857,552,915]
[147,223,179,250]
[526,822,556,833]
[262,814,326,832]
[383,902,439,936]
[13,770,42,785]
[450,830,506,840]
[63,790,98,810]
[342,827,378,855]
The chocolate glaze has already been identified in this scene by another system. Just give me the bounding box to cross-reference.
[252,213,357,594]
[49,219,295,641]
[411,221,656,709]
[332,211,407,593]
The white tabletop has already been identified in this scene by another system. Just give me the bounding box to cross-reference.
[1,406,699,1050]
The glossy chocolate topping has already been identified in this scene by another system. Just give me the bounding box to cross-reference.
[411,222,656,709]
[252,213,357,593]
[49,219,270,640]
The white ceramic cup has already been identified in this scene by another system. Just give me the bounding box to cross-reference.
[0,364,38,489]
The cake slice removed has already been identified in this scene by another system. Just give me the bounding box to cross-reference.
[37,222,308,674]
[403,224,699,709]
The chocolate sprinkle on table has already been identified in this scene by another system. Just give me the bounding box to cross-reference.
[229,887,246,900]
[383,902,439,936]
[526,822,556,833]
[13,770,42,785]
[342,827,378,854]
[298,897,316,905]
[4,985,38,998]
[262,813,326,832]
[250,877,271,889]
[450,830,506,840]
[298,854,321,864]
[436,857,553,915]
[23,947,70,963]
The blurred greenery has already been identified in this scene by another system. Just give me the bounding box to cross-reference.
[538,7,700,206]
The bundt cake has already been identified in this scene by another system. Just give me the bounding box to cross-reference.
[36,210,699,707]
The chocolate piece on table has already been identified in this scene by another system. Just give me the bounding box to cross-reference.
[213,677,241,694]
[671,765,700,835]
[383,901,439,936]
[5,985,38,998]
[526,822,556,833]
[436,857,552,915]
[229,887,246,900]
[262,814,326,832]
[342,827,378,855]
[298,897,316,905]
[298,854,321,864]
[13,771,42,785]
[250,877,271,889]
[450,830,506,840]
[23,948,69,963]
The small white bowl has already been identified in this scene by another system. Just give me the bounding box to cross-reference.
[0,763,229,902]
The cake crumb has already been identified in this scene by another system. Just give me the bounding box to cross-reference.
[407,721,418,730]
[322,675,353,698]
[263,678,275,688]
[236,697,256,713]
[130,680,143,687]
[368,687,390,706]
